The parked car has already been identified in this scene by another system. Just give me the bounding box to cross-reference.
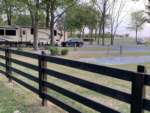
[137,39,148,44]
[61,38,84,47]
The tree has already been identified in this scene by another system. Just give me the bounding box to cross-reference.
[0,0,19,25]
[125,33,129,38]
[19,0,48,50]
[126,11,146,41]
[56,13,68,41]
[109,0,129,45]
[13,14,31,26]
[48,0,79,47]
[95,0,112,46]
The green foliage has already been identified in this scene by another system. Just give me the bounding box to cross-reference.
[61,49,69,55]
[125,34,129,37]
[17,47,23,51]
[13,15,31,26]
[126,11,146,31]
[44,46,49,50]
[49,46,59,55]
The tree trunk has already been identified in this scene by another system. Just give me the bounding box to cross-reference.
[91,17,94,45]
[98,21,102,44]
[46,4,50,28]
[102,1,106,46]
[71,29,72,38]
[136,25,137,42]
[34,19,39,50]
[50,5,55,47]
[33,0,39,51]
[64,27,65,41]
[82,28,85,39]
[79,31,82,38]
[111,29,113,45]
[95,30,97,41]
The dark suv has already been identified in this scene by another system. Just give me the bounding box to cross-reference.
[61,38,84,47]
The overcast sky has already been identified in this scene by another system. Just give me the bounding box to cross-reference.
[85,0,150,37]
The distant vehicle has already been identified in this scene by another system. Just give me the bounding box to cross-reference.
[61,38,84,47]
[137,39,148,44]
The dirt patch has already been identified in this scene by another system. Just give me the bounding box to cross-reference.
[4,83,14,88]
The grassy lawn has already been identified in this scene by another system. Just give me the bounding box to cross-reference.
[12,47,116,52]
[58,47,115,51]
[0,50,150,113]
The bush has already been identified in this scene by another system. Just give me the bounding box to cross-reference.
[44,46,49,50]
[49,46,59,55]
[61,49,69,55]
[17,47,23,51]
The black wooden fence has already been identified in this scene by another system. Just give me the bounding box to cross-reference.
[0,47,150,113]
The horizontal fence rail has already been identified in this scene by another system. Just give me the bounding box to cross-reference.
[44,93,83,113]
[8,57,38,71]
[44,56,134,82]
[9,74,39,94]
[8,49,39,59]
[0,47,5,51]
[0,47,150,113]
[143,98,150,111]
[44,80,122,113]
[0,55,5,60]
[0,62,5,68]
[44,68,131,104]
[8,66,39,83]
[0,69,5,76]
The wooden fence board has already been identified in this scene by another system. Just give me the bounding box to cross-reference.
[0,62,5,68]
[8,66,39,83]
[9,74,39,94]
[44,56,134,82]
[9,57,38,71]
[0,55,5,60]
[0,47,5,51]
[44,68,131,104]
[44,93,83,113]
[0,69,6,76]
[44,81,122,113]
[143,98,150,111]
[144,74,150,86]
[8,49,39,59]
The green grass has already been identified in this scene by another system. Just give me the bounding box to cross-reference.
[0,50,150,113]
[0,74,57,113]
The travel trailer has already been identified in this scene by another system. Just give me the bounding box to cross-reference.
[0,26,63,46]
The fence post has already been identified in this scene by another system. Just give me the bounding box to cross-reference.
[130,65,147,113]
[74,43,76,51]
[120,46,122,55]
[39,51,47,106]
[5,48,12,83]
[108,45,109,55]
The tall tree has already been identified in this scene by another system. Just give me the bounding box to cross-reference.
[109,0,128,45]
[95,0,112,46]
[126,11,146,41]
[20,0,48,50]
[0,0,19,25]
[48,0,79,47]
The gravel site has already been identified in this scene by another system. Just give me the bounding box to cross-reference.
[79,56,150,65]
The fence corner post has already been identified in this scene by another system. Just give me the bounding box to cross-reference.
[39,51,47,106]
[130,65,147,113]
[5,47,12,83]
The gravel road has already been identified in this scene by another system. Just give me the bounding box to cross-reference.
[79,56,150,65]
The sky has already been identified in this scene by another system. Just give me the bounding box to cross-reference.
[85,0,150,38]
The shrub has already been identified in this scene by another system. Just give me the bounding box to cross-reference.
[44,46,49,50]
[61,49,69,55]
[17,47,23,51]
[49,46,59,55]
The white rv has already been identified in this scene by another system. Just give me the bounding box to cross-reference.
[0,25,63,46]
